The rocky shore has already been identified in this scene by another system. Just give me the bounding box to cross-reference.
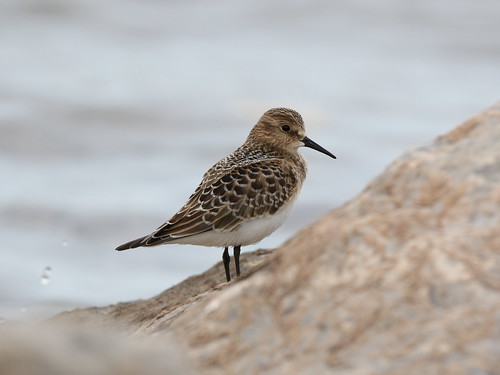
[2,103,500,375]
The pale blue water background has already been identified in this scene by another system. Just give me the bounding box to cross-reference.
[1,0,499,320]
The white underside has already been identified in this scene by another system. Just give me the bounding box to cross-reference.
[170,200,296,247]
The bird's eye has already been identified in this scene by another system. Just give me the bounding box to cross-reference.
[281,125,291,132]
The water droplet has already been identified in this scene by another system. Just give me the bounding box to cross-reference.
[40,266,52,285]
[20,308,27,313]
[61,239,69,247]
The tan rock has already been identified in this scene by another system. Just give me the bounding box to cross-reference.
[164,102,500,374]
[18,102,500,375]
[0,323,197,375]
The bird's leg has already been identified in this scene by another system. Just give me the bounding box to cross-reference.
[234,246,241,277]
[222,247,231,282]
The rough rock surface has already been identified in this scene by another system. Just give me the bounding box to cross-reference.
[162,102,500,374]
[0,323,197,375]
[4,103,500,375]
[53,249,273,334]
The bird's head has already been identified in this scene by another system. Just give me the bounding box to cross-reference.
[248,107,336,159]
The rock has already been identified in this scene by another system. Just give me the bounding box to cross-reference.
[165,102,500,374]
[52,249,273,334]
[6,103,500,375]
[0,323,197,375]
[0,250,273,375]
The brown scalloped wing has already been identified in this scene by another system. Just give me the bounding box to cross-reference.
[145,159,297,244]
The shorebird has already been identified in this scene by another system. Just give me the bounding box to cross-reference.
[116,108,336,282]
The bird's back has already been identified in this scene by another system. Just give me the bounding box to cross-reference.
[116,141,306,250]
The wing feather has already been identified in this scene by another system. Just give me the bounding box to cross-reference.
[134,158,299,246]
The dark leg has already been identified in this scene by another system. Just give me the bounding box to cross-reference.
[222,247,231,282]
[234,246,241,277]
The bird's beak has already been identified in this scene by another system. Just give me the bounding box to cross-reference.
[302,136,336,159]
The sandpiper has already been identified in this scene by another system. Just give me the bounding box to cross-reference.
[116,108,336,282]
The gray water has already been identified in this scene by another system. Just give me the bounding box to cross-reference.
[1,0,499,321]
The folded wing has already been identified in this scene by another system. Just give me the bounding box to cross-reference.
[115,158,297,250]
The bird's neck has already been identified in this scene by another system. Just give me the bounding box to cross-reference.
[237,141,307,179]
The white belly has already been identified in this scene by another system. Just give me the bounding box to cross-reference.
[172,201,295,247]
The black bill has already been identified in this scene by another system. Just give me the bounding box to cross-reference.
[302,136,336,159]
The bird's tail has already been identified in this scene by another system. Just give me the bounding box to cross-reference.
[115,235,149,251]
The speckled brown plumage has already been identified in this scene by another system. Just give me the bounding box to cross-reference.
[116,108,336,282]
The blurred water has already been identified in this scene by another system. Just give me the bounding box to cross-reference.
[1,0,499,320]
